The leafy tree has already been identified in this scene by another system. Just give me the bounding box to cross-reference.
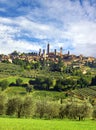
[0,94,7,115]
[35,99,59,119]
[50,58,65,72]
[54,78,77,91]
[35,99,47,118]
[63,102,91,120]
[54,79,62,91]
[26,84,33,93]
[77,77,89,88]
[59,104,66,119]
[45,78,53,90]
[16,78,23,86]
[45,102,59,119]
[57,58,65,72]
[0,80,9,90]
[33,77,56,90]
[66,103,78,119]
[22,96,34,117]
[34,61,41,69]
[91,76,96,85]
[13,58,30,69]
[74,69,82,76]
[29,79,35,85]
[11,51,19,56]
[6,96,23,118]
[34,77,47,90]
[92,108,96,119]
[40,59,47,69]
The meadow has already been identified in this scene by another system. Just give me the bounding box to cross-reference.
[0,118,96,130]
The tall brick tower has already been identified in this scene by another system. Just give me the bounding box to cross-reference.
[60,47,63,56]
[39,49,41,56]
[68,50,70,55]
[47,43,50,55]
[54,49,57,56]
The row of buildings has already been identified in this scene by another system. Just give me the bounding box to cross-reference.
[0,44,96,68]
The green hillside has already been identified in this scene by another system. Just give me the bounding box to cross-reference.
[0,62,96,121]
[0,62,23,78]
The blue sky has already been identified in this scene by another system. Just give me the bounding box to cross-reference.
[0,0,96,56]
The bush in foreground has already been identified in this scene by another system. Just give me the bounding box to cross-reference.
[0,94,7,115]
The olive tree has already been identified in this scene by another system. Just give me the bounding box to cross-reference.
[21,96,35,117]
[0,94,7,115]
[92,108,96,120]
[35,99,47,118]
[6,96,23,118]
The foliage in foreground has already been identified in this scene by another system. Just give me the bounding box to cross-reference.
[0,93,95,120]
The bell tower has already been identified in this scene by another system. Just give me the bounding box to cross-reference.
[47,43,50,55]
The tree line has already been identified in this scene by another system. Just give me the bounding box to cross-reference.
[11,58,84,76]
[0,75,96,92]
[0,94,96,120]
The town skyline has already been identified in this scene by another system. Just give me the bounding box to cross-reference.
[0,42,95,58]
[0,43,70,56]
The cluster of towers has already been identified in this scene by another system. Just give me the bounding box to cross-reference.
[39,43,50,56]
[39,43,64,57]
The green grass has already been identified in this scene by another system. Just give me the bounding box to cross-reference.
[3,87,66,99]
[3,87,27,96]
[32,90,66,100]
[0,62,23,77]
[9,76,30,83]
[0,76,30,83]
[0,118,96,130]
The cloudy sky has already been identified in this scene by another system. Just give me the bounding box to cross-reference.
[0,0,96,56]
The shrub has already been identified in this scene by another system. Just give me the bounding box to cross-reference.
[21,96,35,117]
[16,78,23,86]
[35,99,47,118]
[35,99,59,119]
[92,108,96,119]
[59,104,67,119]
[6,96,23,118]
[44,102,59,119]
[76,103,91,120]
[26,84,33,93]
[0,94,7,115]
[0,80,9,90]
[59,102,92,120]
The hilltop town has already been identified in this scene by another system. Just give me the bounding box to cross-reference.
[0,43,96,69]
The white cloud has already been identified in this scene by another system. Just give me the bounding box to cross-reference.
[0,40,41,54]
[0,15,96,56]
[66,21,96,56]
[0,18,41,54]
[0,0,96,57]
[69,21,96,43]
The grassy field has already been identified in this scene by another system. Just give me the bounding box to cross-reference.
[3,87,27,96]
[0,118,96,130]
[2,86,66,100]
[0,63,23,77]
